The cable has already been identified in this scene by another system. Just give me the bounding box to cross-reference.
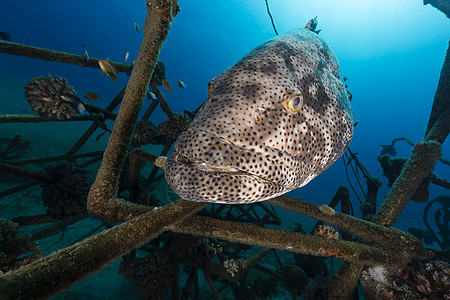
[264,0,278,35]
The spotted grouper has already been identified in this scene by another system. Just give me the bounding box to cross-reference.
[164,28,353,204]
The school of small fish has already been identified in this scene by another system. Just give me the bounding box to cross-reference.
[164,28,353,204]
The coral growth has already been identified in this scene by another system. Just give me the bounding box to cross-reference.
[361,259,450,300]
[157,113,190,141]
[313,224,339,240]
[402,259,449,299]
[223,258,247,278]
[0,219,42,273]
[119,250,175,299]
[132,120,159,146]
[41,163,90,218]
[361,265,392,299]
[25,75,83,120]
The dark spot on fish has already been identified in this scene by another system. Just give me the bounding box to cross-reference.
[260,59,278,75]
[278,43,297,72]
[242,83,261,98]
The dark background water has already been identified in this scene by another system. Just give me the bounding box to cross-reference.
[0,0,449,257]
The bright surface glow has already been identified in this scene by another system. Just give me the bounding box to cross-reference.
[252,0,449,59]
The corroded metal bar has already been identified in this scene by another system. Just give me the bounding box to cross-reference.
[0,199,206,299]
[169,215,399,267]
[0,40,132,75]
[150,83,174,121]
[67,87,125,156]
[7,151,103,165]
[87,1,178,222]
[269,195,425,255]
[0,161,51,183]
[0,114,94,123]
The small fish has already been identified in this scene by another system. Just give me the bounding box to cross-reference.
[124,52,129,64]
[162,79,173,92]
[177,80,186,88]
[98,60,119,83]
[0,32,11,41]
[84,93,102,101]
[83,50,89,63]
[134,20,139,34]
[147,91,157,100]
[61,94,85,114]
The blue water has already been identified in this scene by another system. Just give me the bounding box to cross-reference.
[0,0,449,298]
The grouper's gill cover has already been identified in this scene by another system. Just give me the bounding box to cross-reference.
[165,29,353,204]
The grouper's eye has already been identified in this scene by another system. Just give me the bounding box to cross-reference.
[287,95,303,112]
[282,87,303,113]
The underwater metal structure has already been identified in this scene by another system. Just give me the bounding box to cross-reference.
[0,0,449,299]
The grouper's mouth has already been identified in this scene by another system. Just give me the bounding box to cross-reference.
[163,130,305,204]
[171,153,252,176]
[165,152,290,204]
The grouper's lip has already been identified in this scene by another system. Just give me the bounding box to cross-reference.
[172,129,306,190]
[171,152,252,176]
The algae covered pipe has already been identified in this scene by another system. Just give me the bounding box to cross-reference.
[0,40,132,75]
[87,0,179,222]
[0,200,206,299]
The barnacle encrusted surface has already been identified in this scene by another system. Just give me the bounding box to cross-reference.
[157,113,190,141]
[0,219,42,273]
[25,74,79,120]
[41,162,90,218]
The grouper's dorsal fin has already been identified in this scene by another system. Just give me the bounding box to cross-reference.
[305,17,321,34]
